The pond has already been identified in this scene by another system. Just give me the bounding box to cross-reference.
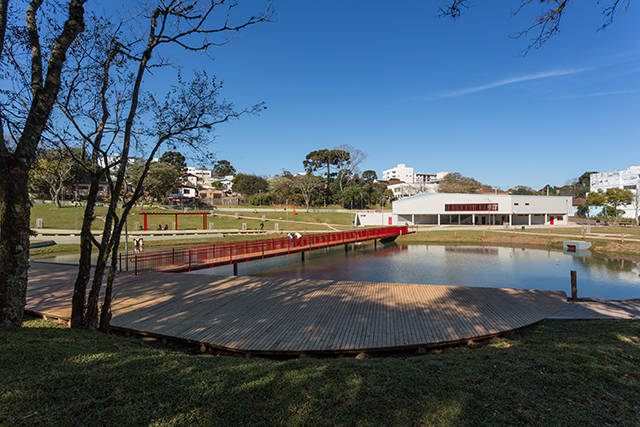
[191,243,640,300]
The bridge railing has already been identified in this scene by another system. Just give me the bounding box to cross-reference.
[119,226,409,275]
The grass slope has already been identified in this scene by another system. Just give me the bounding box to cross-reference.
[29,204,356,232]
[1,318,638,426]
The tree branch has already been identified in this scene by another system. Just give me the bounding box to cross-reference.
[509,0,568,56]
[437,0,470,19]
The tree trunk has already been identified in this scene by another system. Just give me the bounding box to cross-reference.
[99,230,124,333]
[85,192,116,330]
[70,172,100,328]
[0,0,86,329]
[0,156,31,328]
[50,186,62,208]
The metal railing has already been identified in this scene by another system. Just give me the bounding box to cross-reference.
[119,226,410,275]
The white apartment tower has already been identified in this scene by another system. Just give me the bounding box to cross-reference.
[383,164,415,182]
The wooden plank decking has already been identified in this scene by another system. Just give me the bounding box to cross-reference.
[26,261,567,356]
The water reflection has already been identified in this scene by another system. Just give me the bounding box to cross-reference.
[192,244,640,300]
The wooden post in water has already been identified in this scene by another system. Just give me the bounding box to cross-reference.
[233,263,238,276]
[570,270,577,300]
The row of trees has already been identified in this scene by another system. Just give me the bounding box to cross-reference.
[28,146,240,207]
[508,172,598,199]
[29,142,635,223]
[232,146,392,211]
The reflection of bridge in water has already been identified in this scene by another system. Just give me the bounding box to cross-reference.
[119,227,412,275]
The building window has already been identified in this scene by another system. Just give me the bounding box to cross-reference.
[514,203,519,206]
[445,203,498,212]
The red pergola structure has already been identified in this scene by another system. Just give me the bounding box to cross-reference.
[138,211,211,231]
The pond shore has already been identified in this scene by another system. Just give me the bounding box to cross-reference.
[29,223,640,263]
[395,226,640,262]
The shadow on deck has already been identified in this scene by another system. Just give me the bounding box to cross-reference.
[26,262,566,357]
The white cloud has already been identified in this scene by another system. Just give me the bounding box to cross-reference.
[432,68,590,100]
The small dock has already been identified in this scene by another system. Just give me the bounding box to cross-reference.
[26,262,566,357]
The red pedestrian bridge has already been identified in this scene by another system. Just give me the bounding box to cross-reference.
[119,226,412,275]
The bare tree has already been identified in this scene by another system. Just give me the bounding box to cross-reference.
[30,148,75,207]
[47,1,272,331]
[333,144,367,192]
[0,0,87,328]
[292,174,323,212]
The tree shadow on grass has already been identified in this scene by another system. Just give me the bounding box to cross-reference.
[1,319,639,426]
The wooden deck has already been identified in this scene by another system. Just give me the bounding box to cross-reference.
[26,261,567,356]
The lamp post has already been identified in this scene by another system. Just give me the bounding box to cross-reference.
[286,199,289,231]
[74,189,78,230]
[258,189,263,208]
[381,196,386,225]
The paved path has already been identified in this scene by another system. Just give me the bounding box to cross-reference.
[547,301,640,319]
[26,262,567,356]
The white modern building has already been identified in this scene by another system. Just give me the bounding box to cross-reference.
[382,164,447,184]
[180,173,199,187]
[590,166,640,218]
[382,164,448,199]
[382,164,415,182]
[186,167,213,180]
[355,193,572,227]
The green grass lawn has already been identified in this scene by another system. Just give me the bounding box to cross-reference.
[1,317,638,426]
[29,204,355,232]
[521,226,640,239]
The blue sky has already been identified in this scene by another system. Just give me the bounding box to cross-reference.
[137,1,639,190]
